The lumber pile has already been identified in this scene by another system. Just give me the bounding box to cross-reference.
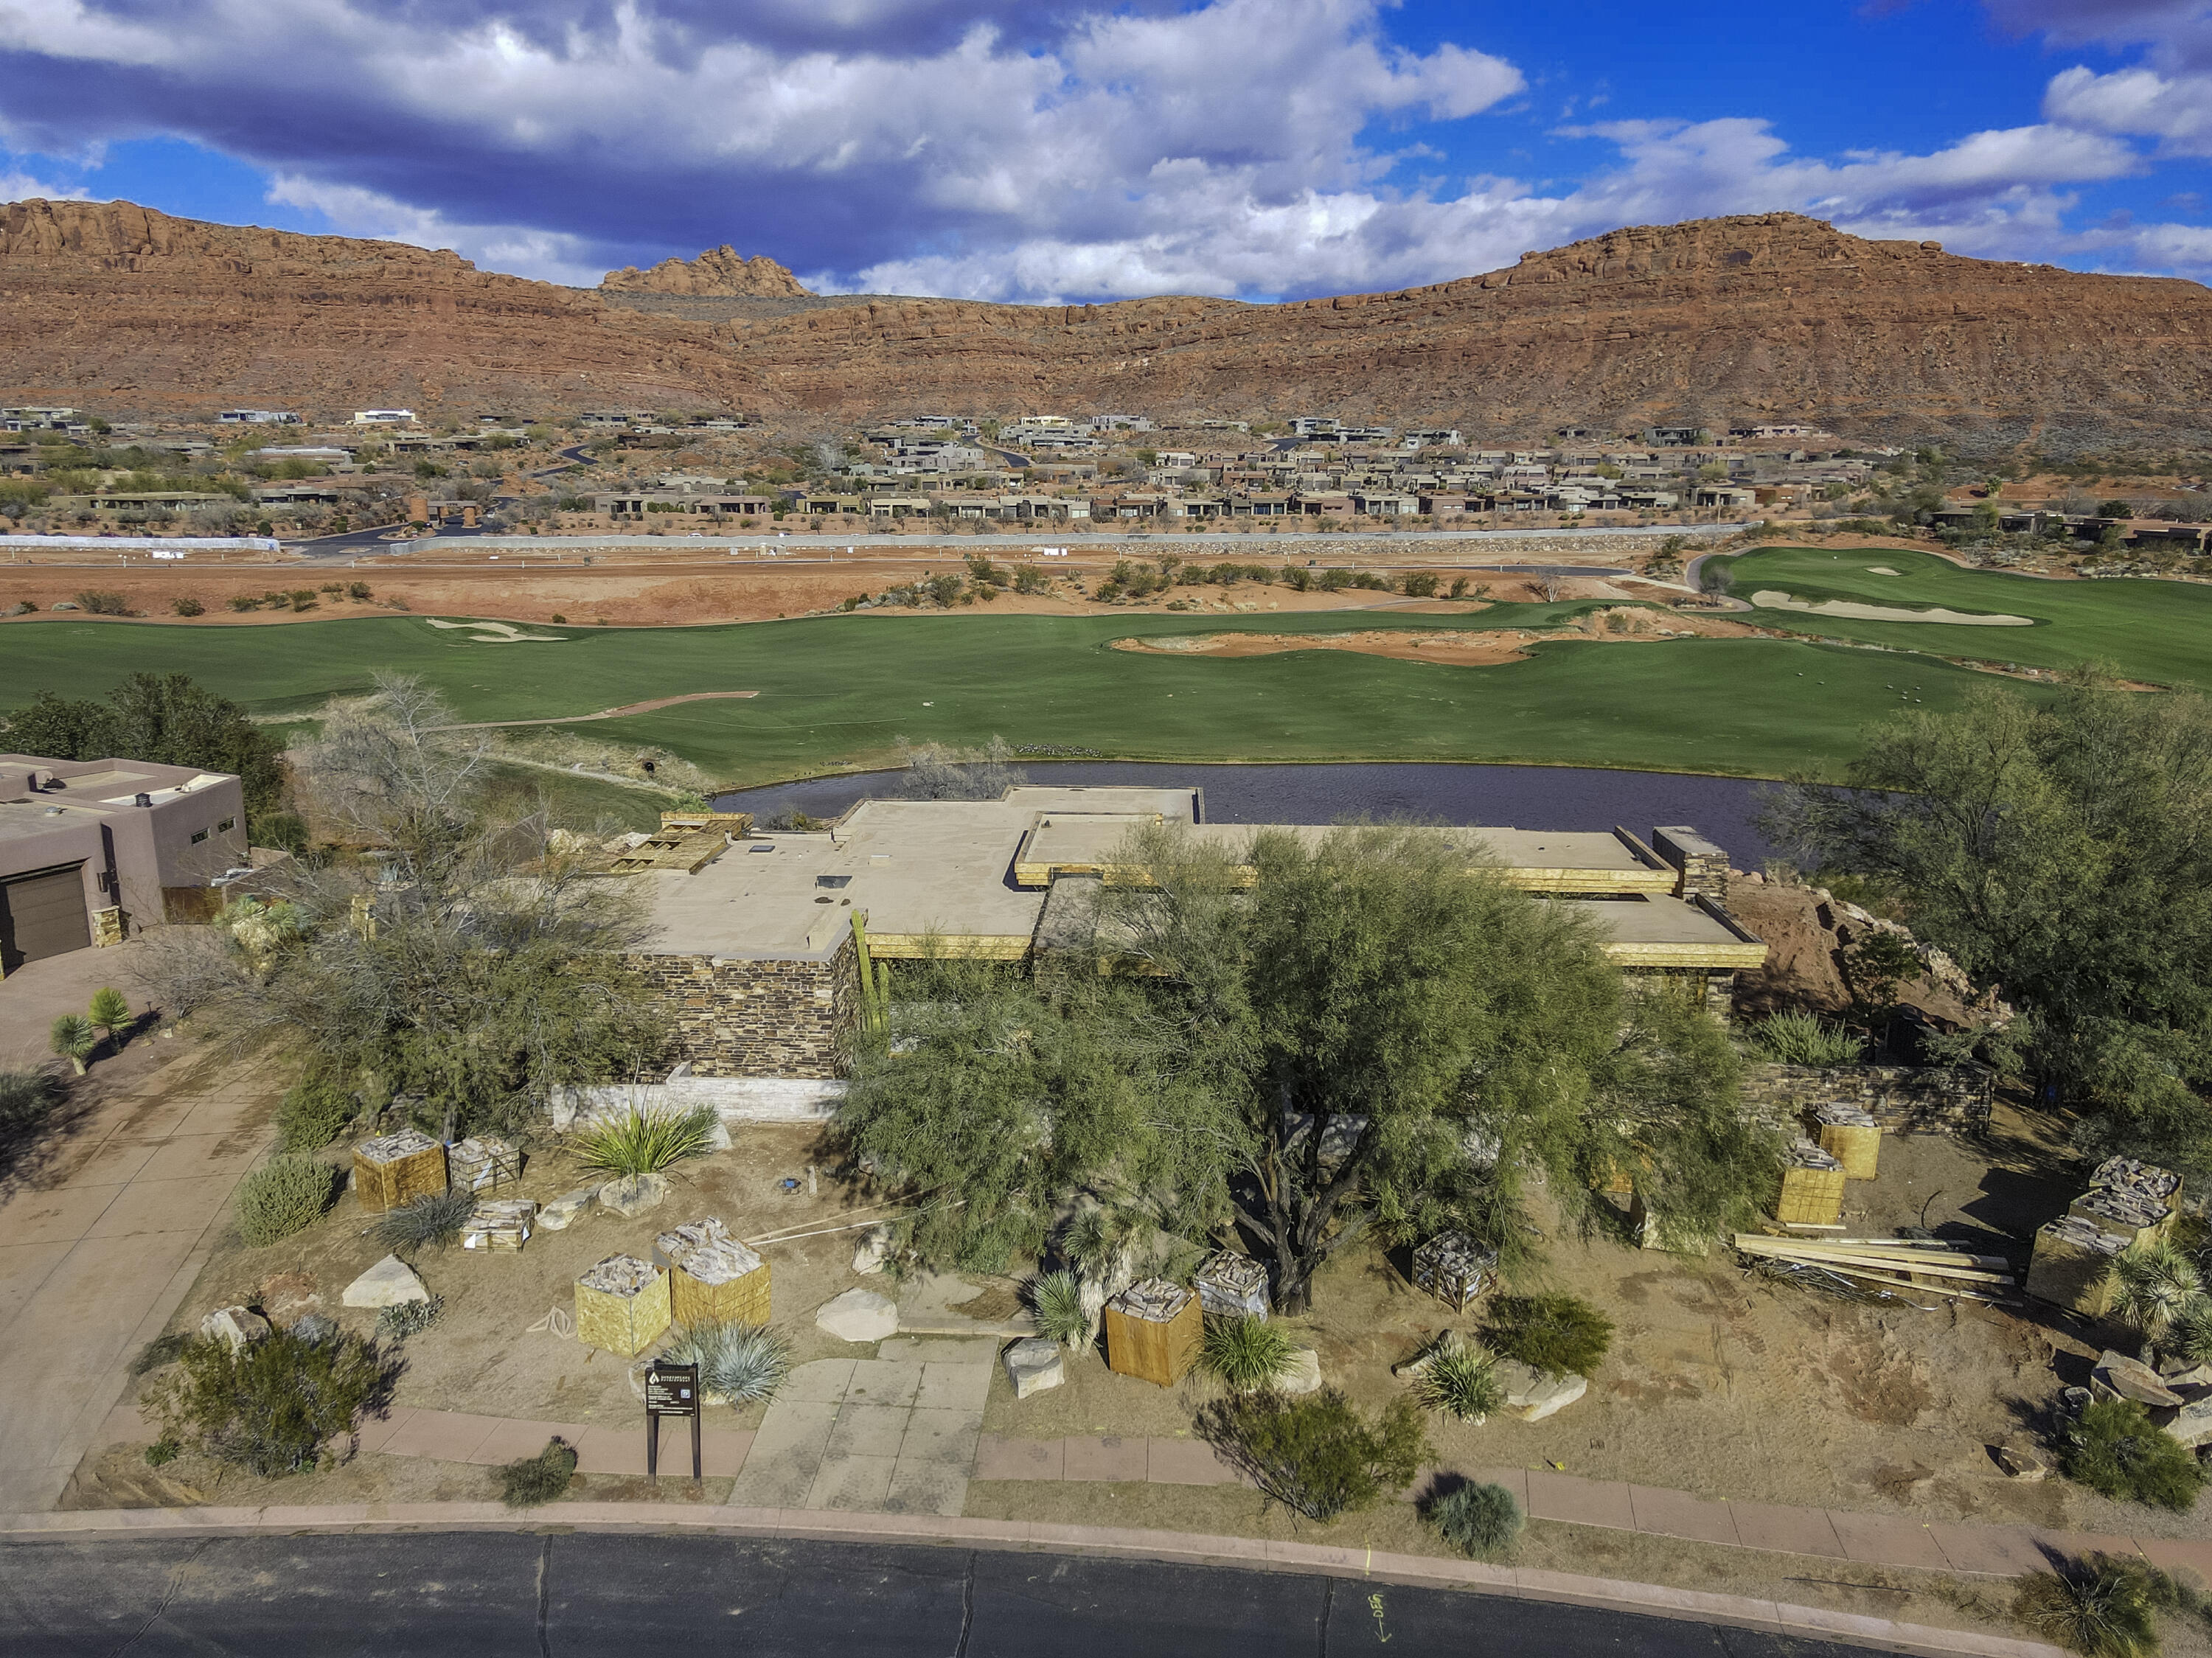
[1733,1234,2021,1304]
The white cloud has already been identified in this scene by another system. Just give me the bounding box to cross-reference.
[0,167,89,201]
[264,174,610,286]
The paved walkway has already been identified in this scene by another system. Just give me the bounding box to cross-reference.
[726,1351,990,1517]
[0,1042,276,1511]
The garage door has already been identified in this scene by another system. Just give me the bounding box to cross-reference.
[0,863,90,972]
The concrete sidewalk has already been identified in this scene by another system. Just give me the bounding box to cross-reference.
[0,1042,276,1511]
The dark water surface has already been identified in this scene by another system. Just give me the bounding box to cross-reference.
[717,760,1784,869]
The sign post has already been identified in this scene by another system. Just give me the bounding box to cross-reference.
[644,1359,701,1481]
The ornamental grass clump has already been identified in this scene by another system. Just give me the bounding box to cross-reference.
[1027,1269,1091,1351]
[1199,1315,1297,1392]
[368,1188,474,1255]
[1484,1294,1614,1378]
[498,1437,578,1508]
[235,1155,340,1247]
[1429,1480,1524,1561]
[2064,1399,2205,1512]
[1749,1009,1863,1067]
[1408,1333,1504,1422]
[1197,1387,1429,1522]
[663,1320,791,1405]
[574,1107,717,1177]
[2011,1555,2165,1658]
[148,1328,392,1477]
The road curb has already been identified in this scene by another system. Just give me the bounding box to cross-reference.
[0,1502,2059,1657]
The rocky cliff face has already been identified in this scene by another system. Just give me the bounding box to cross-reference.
[4,201,2208,450]
[601,246,812,298]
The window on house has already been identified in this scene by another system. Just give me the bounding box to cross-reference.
[191,829,209,843]
[218,817,236,833]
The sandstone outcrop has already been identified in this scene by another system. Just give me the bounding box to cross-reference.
[602,245,811,297]
[5,201,2210,450]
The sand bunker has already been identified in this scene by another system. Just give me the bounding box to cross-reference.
[1750,591,2033,627]
[1865,566,1902,577]
[1113,610,1755,666]
[437,690,759,731]
[426,618,568,642]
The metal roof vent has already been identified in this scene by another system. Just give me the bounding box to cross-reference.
[134,793,152,807]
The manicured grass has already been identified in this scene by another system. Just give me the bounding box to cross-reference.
[0,605,2047,786]
[1712,546,2212,689]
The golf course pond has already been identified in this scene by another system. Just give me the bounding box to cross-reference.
[715,760,1785,869]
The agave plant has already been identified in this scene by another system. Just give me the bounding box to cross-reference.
[1408,1332,1504,1423]
[1027,1269,1092,1352]
[662,1320,791,1405]
[1199,1315,1296,1392]
[574,1107,717,1177]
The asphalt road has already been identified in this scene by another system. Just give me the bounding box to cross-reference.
[1,1533,1868,1657]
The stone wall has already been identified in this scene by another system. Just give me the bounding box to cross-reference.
[627,936,858,1079]
[1742,1062,1993,1135]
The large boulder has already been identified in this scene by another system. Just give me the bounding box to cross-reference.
[815,1287,899,1343]
[199,1306,271,1352]
[341,1254,431,1309]
[1004,1337,1065,1398]
[1279,1348,1323,1396]
[2167,1397,2212,1450]
[598,1173,670,1219]
[2093,1349,2184,1410]
[536,1186,599,1232]
[852,1225,895,1277]
[1498,1358,1588,1421]
[1996,1438,2051,1481]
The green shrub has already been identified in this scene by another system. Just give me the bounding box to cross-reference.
[74,588,128,616]
[276,1074,358,1151]
[172,596,204,617]
[88,986,131,1038]
[2012,1555,2160,1657]
[662,1320,791,1404]
[1199,1316,1296,1392]
[148,1328,392,1476]
[235,1155,339,1246]
[1430,1480,1523,1561]
[1485,1295,1613,1377]
[498,1438,578,1507]
[375,1295,445,1342]
[1197,1387,1429,1520]
[369,1188,474,1255]
[1408,1333,1503,1421]
[143,1436,181,1467]
[1027,1269,1091,1351]
[573,1107,716,1177]
[1749,1009,1863,1067]
[2064,1399,2205,1511]
[0,1067,60,1131]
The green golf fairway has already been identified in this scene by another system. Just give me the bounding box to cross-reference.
[1712,546,2212,689]
[0,602,2047,785]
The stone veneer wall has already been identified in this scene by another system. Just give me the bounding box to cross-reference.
[626,935,858,1079]
[1742,1062,1994,1135]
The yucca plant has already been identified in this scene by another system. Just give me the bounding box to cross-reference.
[49,1014,95,1076]
[1200,1314,1297,1392]
[662,1320,791,1404]
[2012,1556,2160,1658]
[1028,1269,1092,1351]
[574,1107,717,1177]
[1430,1480,1524,1561]
[1409,1333,1505,1422]
[1749,1009,1863,1067]
[369,1188,475,1255]
[2111,1238,2205,1362]
[88,986,131,1043]
[2166,1300,2212,1370]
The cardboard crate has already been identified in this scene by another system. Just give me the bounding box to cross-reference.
[2025,1216,2126,1317]
[1412,1231,1497,1312]
[450,1136,522,1192]
[352,1130,448,1213]
[1194,1252,1269,1318]
[1815,1106,1882,1181]
[575,1253,671,1357]
[1775,1139,1846,1227]
[1104,1278,1202,1387]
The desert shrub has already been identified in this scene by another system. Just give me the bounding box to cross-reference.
[1199,1315,1296,1392]
[573,1107,715,1177]
[1484,1295,1614,1377]
[375,1294,445,1342]
[1749,1009,1863,1067]
[1408,1333,1504,1421]
[235,1155,338,1245]
[1429,1480,1524,1561]
[74,588,128,616]
[2064,1399,2205,1511]
[662,1320,790,1404]
[0,1066,60,1132]
[143,1436,181,1467]
[1028,1269,1091,1351]
[276,1073,358,1151]
[369,1188,475,1254]
[228,595,260,612]
[148,1328,392,1476]
[2012,1555,2162,1658]
[498,1438,578,1507]
[1197,1387,1428,1520]
[173,596,204,616]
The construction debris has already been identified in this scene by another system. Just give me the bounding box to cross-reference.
[460,1198,535,1250]
[1194,1251,1270,1318]
[1733,1233,2021,1305]
[1411,1232,1497,1312]
[2024,1215,2126,1315]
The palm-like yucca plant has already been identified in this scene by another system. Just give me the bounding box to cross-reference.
[1028,1269,1091,1352]
[49,1014,95,1076]
[1409,1332,1505,1422]
[2166,1300,2212,1370]
[88,987,131,1043]
[574,1107,717,1177]
[1199,1315,1297,1392]
[2110,1237,2205,1362]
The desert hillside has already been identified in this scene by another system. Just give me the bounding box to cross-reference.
[3,200,2208,447]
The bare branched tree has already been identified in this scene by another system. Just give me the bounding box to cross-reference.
[895,734,1026,801]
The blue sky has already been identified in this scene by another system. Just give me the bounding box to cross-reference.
[3,1,2209,301]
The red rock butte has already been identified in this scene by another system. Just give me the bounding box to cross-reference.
[3,199,2209,448]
